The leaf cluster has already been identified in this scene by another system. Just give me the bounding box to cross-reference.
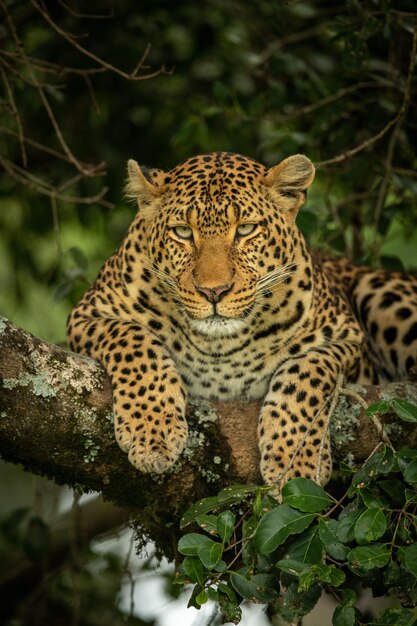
[174,400,417,625]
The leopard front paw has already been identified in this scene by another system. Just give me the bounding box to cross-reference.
[115,412,188,474]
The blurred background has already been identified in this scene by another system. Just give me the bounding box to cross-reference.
[0,0,416,624]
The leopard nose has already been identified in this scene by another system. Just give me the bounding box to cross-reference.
[195,283,233,303]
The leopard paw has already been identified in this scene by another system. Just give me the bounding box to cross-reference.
[115,413,188,474]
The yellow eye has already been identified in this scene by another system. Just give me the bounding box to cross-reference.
[236,223,257,237]
[172,225,193,240]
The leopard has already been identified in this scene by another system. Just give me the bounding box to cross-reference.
[66,151,417,493]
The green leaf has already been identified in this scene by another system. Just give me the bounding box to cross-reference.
[365,401,390,416]
[214,559,227,572]
[405,490,417,505]
[54,281,72,302]
[365,446,396,475]
[1,507,30,544]
[253,505,315,554]
[196,514,219,535]
[217,510,235,544]
[318,519,348,561]
[218,582,237,603]
[373,607,417,625]
[282,477,332,512]
[391,399,417,423]
[337,509,363,544]
[379,479,406,505]
[338,588,357,606]
[349,448,395,497]
[69,246,88,271]
[195,588,208,605]
[403,459,417,484]
[353,508,387,545]
[198,539,223,570]
[277,559,309,577]
[217,586,242,625]
[286,525,324,564]
[229,569,280,602]
[178,533,212,556]
[278,582,321,622]
[360,488,389,509]
[404,542,417,578]
[332,605,356,626]
[207,586,218,601]
[298,564,345,591]
[397,449,417,460]
[180,496,219,528]
[217,484,260,504]
[183,556,204,585]
[186,584,202,609]
[23,516,50,562]
[347,544,390,572]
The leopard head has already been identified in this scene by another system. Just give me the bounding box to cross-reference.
[126,152,315,337]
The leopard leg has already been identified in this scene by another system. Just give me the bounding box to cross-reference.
[258,344,355,494]
[67,314,188,474]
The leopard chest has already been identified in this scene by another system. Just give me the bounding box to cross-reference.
[165,331,296,402]
[174,349,274,401]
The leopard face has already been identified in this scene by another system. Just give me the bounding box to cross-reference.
[126,152,315,338]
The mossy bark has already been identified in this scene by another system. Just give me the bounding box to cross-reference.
[1,316,416,556]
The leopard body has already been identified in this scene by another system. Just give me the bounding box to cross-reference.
[67,152,417,490]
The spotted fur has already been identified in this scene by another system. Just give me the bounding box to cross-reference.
[67,152,417,490]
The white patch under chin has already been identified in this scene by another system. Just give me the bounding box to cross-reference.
[190,316,246,338]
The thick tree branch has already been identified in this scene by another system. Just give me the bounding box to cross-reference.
[1,316,417,553]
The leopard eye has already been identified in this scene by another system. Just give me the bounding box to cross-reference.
[172,225,193,240]
[236,223,257,237]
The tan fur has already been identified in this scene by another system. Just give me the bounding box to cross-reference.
[67,151,417,491]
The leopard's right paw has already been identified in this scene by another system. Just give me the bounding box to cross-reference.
[115,412,189,474]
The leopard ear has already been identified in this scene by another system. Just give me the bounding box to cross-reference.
[264,155,315,214]
[125,159,167,210]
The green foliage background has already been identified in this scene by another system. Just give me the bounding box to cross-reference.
[1,0,417,345]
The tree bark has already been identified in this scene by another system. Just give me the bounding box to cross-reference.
[1,316,417,555]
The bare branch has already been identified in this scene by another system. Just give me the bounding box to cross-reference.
[0,66,27,167]
[31,0,171,82]
[56,0,114,20]
[241,82,398,125]
[0,155,111,206]
[373,22,417,231]
[317,22,417,168]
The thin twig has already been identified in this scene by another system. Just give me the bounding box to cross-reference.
[317,22,417,168]
[241,82,397,124]
[0,126,77,164]
[50,196,63,259]
[255,26,323,65]
[0,66,27,167]
[0,154,110,206]
[1,48,108,77]
[31,0,170,82]
[57,0,113,20]
[373,22,417,231]
[1,0,101,177]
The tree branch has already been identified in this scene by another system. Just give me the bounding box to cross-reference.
[1,317,417,554]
